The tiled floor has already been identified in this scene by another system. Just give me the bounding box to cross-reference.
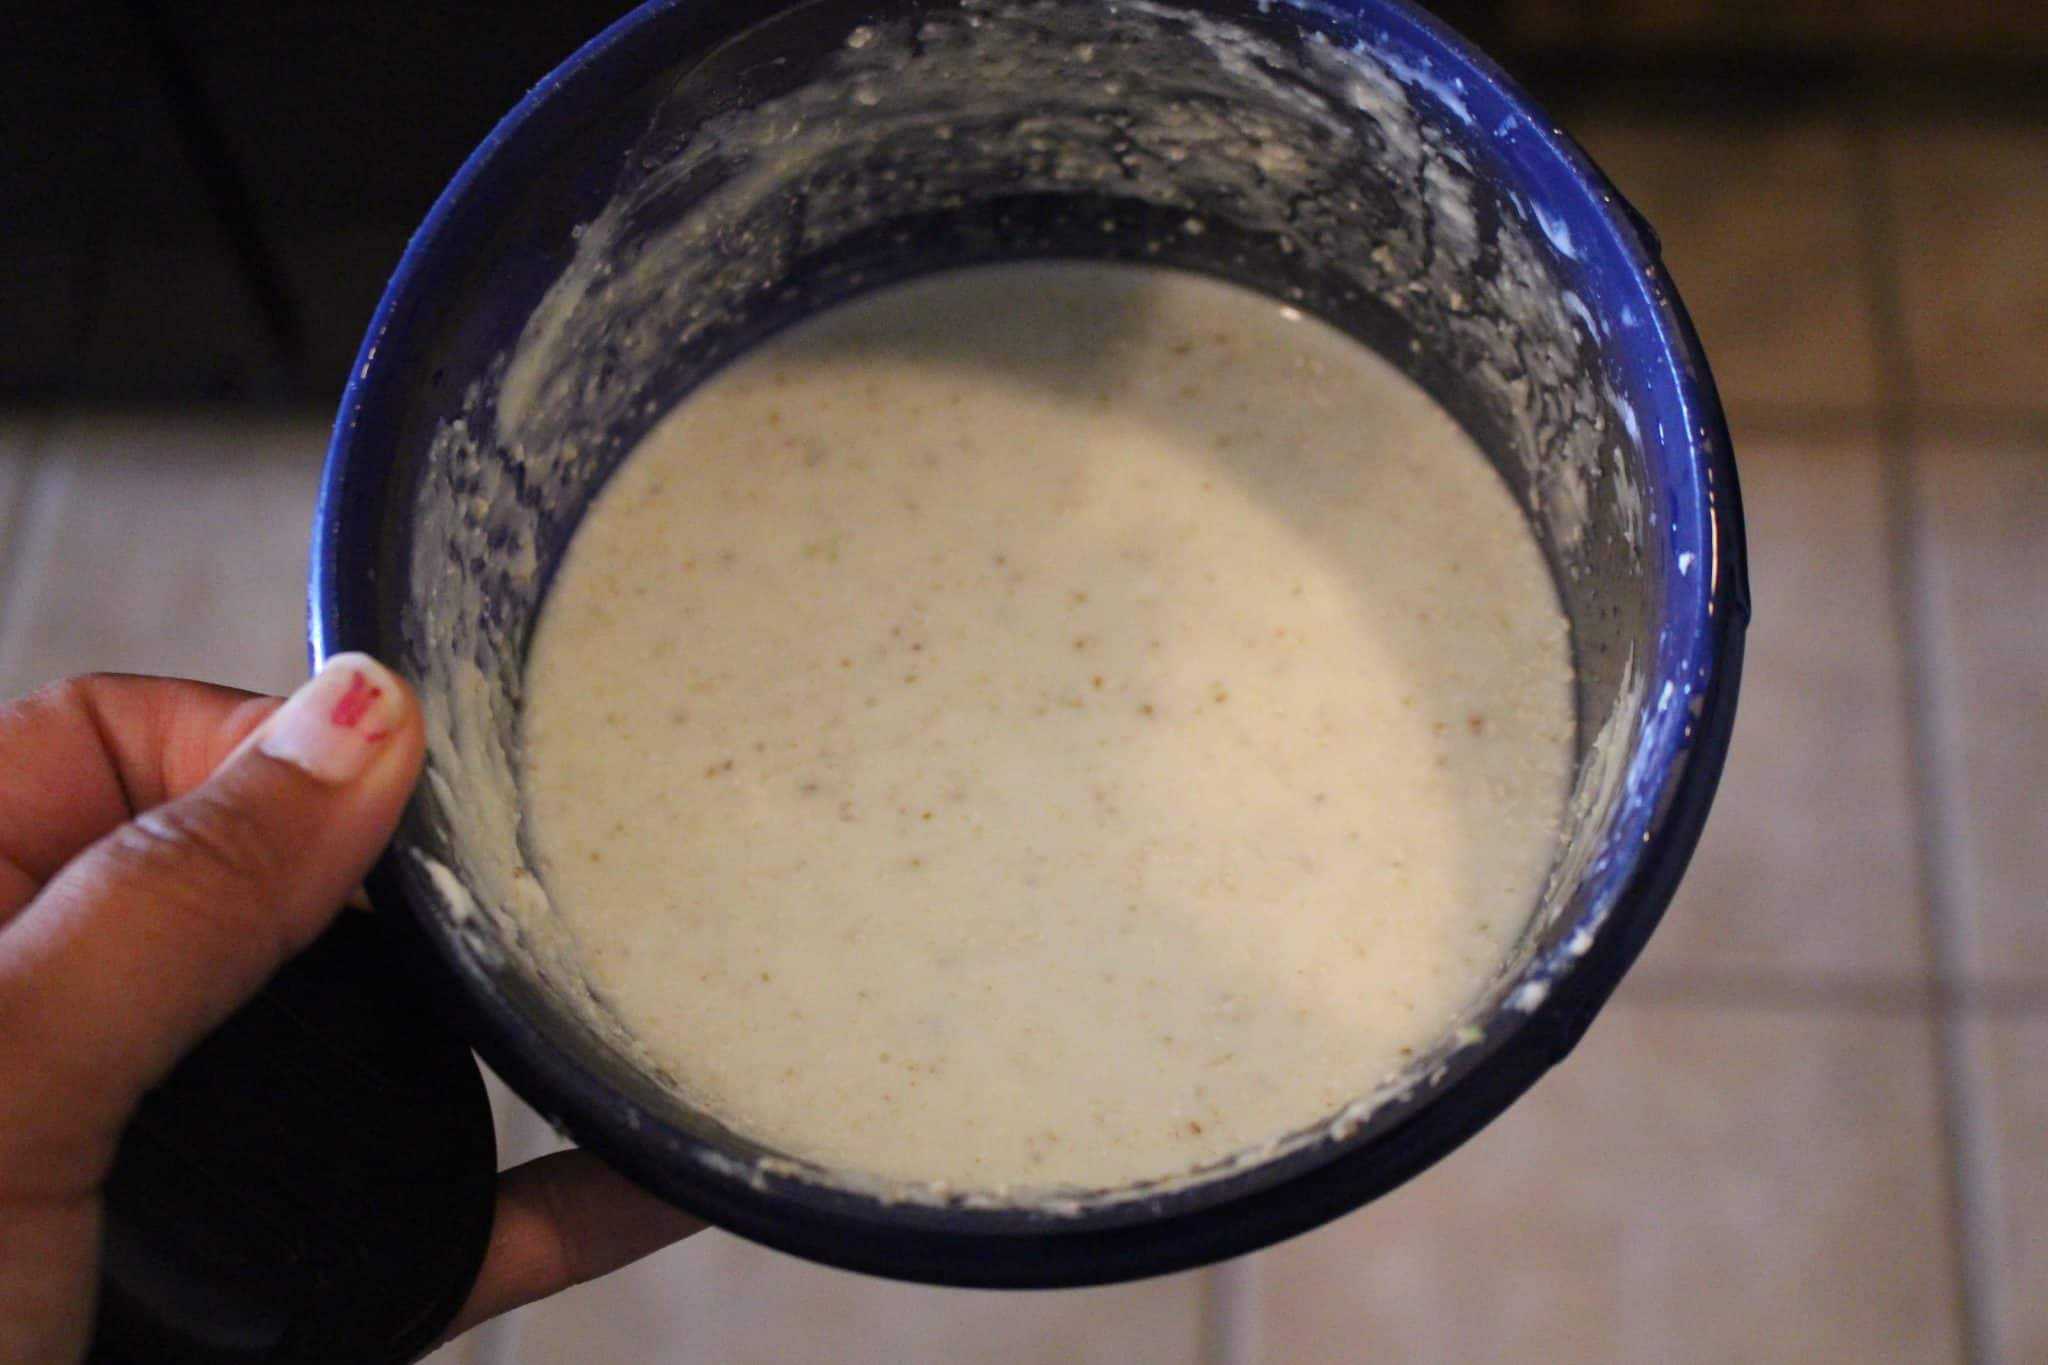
[1911,434,2048,989]
[1623,427,1925,984]
[1569,114,1884,427]
[1250,1005,1958,1363]
[1884,126,2048,413]
[0,111,2040,1364]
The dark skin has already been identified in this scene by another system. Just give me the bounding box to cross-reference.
[0,671,701,1363]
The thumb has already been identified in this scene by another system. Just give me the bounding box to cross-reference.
[1,653,424,1159]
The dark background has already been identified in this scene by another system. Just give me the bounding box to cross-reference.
[5,0,2046,406]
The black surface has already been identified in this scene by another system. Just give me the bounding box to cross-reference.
[90,911,497,1365]
[4,1,2040,403]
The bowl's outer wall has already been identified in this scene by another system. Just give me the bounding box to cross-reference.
[314,0,1748,1286]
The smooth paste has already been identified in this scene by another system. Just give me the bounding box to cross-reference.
[520,263,1573,1192]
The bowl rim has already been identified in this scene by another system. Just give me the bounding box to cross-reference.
[312,0,1749,1286]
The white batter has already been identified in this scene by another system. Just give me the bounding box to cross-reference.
[520,263,1573,1192]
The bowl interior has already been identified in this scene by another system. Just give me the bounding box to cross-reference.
[318,0,1735,1259]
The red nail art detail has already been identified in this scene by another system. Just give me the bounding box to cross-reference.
[330,670,386,728]
[261,654,405,784]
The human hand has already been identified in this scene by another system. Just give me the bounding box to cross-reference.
[0,657,702,1364]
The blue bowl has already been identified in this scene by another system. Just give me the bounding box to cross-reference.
[312,0,1747,1286]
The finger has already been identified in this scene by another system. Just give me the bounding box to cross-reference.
[438,1151,706,1343]
[0,676,280,923]
[0,654,423,1187]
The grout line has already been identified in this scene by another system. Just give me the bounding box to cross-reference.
[1621,971,2048,1017]
[0,420,54,680]
[1896,404,2048,435]
[1851,120,2004,1365]
[1202,1257,1260,1365]
[1625,972,1920,1016]
[1681,404,2048,458]
[1726,402,2048,443]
